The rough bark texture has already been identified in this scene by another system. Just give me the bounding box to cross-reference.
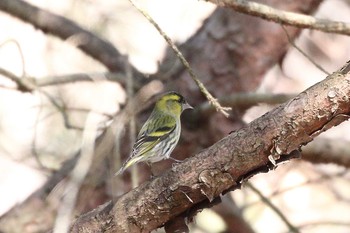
[70,62,350,232]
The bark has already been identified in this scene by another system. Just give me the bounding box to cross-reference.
[70,62,350,232]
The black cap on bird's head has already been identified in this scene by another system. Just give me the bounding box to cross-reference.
[156,91,193,114]
[164,91,192,110]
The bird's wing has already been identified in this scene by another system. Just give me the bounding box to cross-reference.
[132,115,176,157]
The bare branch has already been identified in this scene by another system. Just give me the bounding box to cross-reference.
[302,137,350,168]
[34,72,127,87]
[208,0,350,36]
[194,92,296,116]
[0,67,35,91]
[0,0,124,71]
[0,39,26,76]
[246,182,299,233]
[281,25,330,75]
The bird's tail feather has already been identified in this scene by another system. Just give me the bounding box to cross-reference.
[114,156,143,176]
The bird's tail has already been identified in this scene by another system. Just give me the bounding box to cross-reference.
[114,156,143,176]
[114,166,126,176]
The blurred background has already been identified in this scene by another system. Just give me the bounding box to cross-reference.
[0,0,350,232]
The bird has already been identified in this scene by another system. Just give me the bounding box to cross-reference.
[115,91,192,176]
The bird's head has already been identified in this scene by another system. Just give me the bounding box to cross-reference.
[155,92,192,116]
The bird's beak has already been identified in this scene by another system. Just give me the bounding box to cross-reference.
[183,102,193,110]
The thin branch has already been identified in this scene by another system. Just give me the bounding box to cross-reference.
[281,25,330,75]
[0,39,26,77]
[246,182,299,233]
[270,170,346,201]
[208,0,350,36]
[0,67,74,130]
[195,92,296,116]
[0,0,124,72]
[0,67,34,92]
[0,66,148,91]
[30,92,52,171]
[34,72,127,87]
[302,137,350,168]
[296,221,350,231]
[128,0,231,117]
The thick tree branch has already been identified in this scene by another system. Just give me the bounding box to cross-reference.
[71,62,350,232]
[208,0,350,36]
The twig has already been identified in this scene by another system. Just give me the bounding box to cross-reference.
[34,72,127,87]
[208,0,350,36]
[296,221,350,232]
[0,39,26,77]
[0,67,111,131]
[30,92,51,171]
[196,92,295,115]
[0,67,72,130]
[0,67,34,91]
[281,26,330,75]
[243,170,347,210]
[246,182,300,233]
[0,0,124,72]
[302,138,350,168]
[0,68,147,90]
[128,0,231,117]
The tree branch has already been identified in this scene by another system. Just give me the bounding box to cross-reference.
[246,182,299,233]
[0,0,124,72]
[194,92,295,116]
[302,137,350,168]
[208,0,350,36]
[0,67,35,92]
[71,62,350,232]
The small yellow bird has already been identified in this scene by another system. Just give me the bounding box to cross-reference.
[115,92,192,176]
